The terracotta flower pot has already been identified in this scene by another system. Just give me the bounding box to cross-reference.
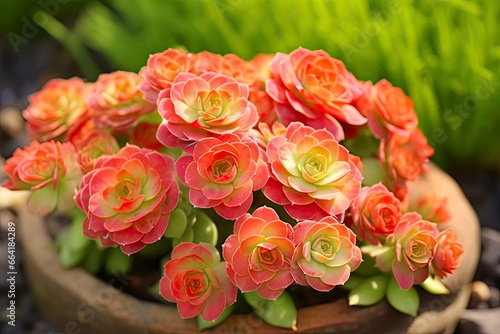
[18,164,480,333]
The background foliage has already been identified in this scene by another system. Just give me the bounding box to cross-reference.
[5,0,500,172]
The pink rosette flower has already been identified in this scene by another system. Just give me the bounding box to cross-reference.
[175,134,269,220]
[348,183,402,245]
[266,47,366,140]
[380,128,434,183]
[157,72,258,149]
[291,216,362,291]
[432,229,464,279]
[87,71,155,133]
[23,77,92,142]
[74,145,180,255]
[379,213,439,289]
[262,122,362,221]
[160,242,237,321]
[3,141,82,216]
[222,207,295,300]
[139,48,191,103]
[75,130,120,174]
[359,79,418,139]
[189,51,222,74]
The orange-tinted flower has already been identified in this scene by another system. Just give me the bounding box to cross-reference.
[175,134,269,220]
[160,242,237,321]
[249,122,286,149]
[410,193,451,224]
[432,229,463,279]
[74,145,179,254]
[266,47,366,140]
[291,216,362,291]
[3,141,82,216]
[76,130,120,174]
[157,72,258,150]
[139,48,191,103]
[87,71,155,133]
[349,183,402,245]
[262,122,362,221]
[359,79,418,139]
[222,207,294,299]
[23,77,92,142]
[380,128,434,182]
[378,213,438,289]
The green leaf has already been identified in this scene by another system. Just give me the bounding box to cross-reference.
[197,304,235,331]
[243,290,297,330]
[104,247,132,275]
[172,226,194,248]
[192,211,218,246]
[420,276,450,295]
[59,216,92,268]
[386,277,420,316]
[137,237,171,258]
[348,274,389,306]
[342,274,364,290]
[81,241,104,274]
[354,251,382,277]
[164,208,188,239]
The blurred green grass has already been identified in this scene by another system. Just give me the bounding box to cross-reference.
[15,0,500,171]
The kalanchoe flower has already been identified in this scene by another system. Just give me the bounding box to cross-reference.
[217,54,258,87]
[432,229,464,279]
[410,193,451,224]
[377,212,439,290]
[189,51,223,74]
[160,242,237,321]
[249,122,287,149]
[262,122,363,221]
[157,72,259,150]
[380,128,434,183]
[23,77,92,142]
[130,122,164,151]
[3,141,82,216]
[74,145,180,255]
[348,183,402,245]
[139,48,191,103]
[175,134,269,220]
[358,79,418,139]
[87,71,155,133]
[222,207,295,300]
[75,130,120,174]
[291,216,362,291]
[266,47,366,140]
[249,90,277,125]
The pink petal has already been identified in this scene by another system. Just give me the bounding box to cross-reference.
[121,242,146,255]
[159,276,175,302]
[109,226,144,245]
[189,189,219,208]
[266,269,294,290]
[235,273,260,292]
[177,301,204,319]
[321,266,351,286]
[200,290,226,322]
[215,195,253,220]
[392,260,414,290]
[306,276,335,292]
[257,283,283,300]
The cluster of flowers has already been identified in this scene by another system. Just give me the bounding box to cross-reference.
[3,47,463,322]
